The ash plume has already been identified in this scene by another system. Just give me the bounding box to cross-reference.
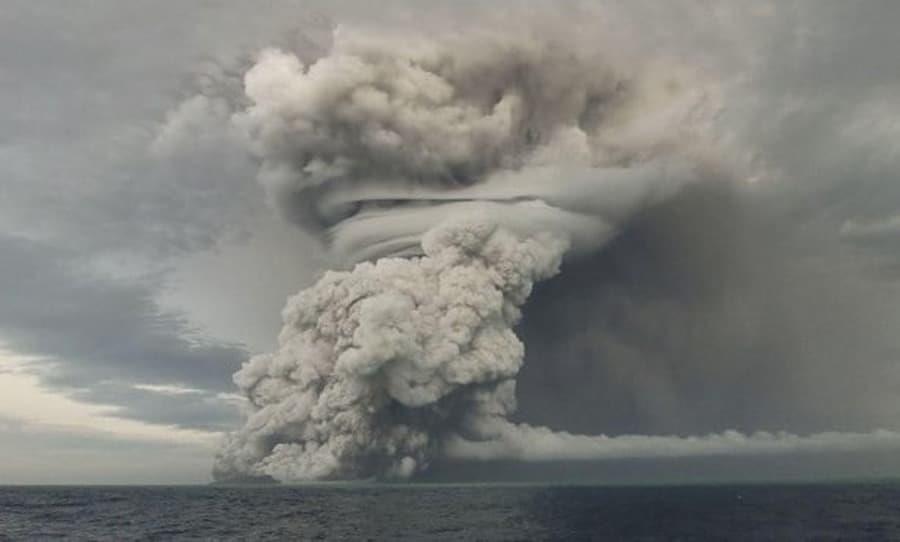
[211,20,900,483]
[215,217,567,480]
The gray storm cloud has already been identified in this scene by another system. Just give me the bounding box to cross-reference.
[212,23,900,482]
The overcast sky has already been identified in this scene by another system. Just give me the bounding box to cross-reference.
[3,1,900,484]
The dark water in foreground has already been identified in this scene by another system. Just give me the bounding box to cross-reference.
[2,483,900,540]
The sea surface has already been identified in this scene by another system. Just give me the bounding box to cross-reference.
[2,483,900,540]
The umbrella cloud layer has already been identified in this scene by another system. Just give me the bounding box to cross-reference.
[233,27,721,265]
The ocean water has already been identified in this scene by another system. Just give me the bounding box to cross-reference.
[2,483,900,540]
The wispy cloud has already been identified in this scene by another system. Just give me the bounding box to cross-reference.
[0,235,247,431]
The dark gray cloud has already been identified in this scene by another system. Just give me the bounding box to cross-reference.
[0,2,332,436]
[503,1,900,442]
[516,182,900,437]
[0,4,261,257]
[507,2,900,440]
[0,234,245,430]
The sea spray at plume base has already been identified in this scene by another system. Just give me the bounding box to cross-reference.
[445,422,900,463]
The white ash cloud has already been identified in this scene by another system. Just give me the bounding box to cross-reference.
[214,218,567,480]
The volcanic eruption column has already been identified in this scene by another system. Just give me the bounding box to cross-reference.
[213,28,900,482]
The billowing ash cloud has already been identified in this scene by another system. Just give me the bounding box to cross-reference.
[213,22,900,483]
[215,218,566,480]
[231,26,721,265]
